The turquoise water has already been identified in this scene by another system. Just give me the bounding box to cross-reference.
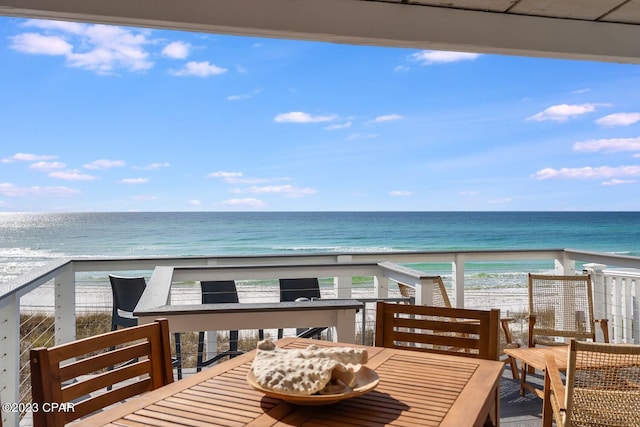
[2,211,640,286]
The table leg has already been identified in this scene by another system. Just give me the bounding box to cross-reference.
[334,309,356,344]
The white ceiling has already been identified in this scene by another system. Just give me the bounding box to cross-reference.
[1,0,639,63]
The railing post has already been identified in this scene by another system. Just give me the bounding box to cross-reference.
[634,276,640,344]
[55,263,76,345]
[0,293,20,427]
[554,254,576,275]
[415,277,434,306]
[584,263,608,343]
[334,255,353,299]
[374,276,388,299]
[452,255,465,308]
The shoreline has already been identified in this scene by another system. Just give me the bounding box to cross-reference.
[18,282,530,315]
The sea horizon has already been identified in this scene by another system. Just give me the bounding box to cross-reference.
[2,210,639,313]
[3,211,640,283]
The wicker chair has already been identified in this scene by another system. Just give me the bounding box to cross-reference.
[398,276,452,307]
[516,273,610,386]
[543,339,640,427]
[397,277,519,377]
[528,273,609,349]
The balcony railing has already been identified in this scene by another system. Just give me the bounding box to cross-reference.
[1,248,640,426]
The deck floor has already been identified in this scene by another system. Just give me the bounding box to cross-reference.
[500,364,545,426]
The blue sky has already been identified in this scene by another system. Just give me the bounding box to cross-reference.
[1,17,640,212]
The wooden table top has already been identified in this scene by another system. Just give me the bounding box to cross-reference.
[81,338,504,427]
[504,346,569,371]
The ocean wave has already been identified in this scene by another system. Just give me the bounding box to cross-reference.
[272,245,395,253]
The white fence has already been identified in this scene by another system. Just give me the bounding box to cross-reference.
[586,263,640,344]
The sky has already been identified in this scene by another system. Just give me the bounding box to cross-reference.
[1,16,640,212]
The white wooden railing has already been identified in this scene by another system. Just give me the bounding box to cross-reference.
[2,249,640,426]
[585,263,640,344]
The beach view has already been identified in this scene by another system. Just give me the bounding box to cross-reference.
[1,2,640,426]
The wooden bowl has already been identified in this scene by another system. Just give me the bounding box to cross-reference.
[246,366,379,406]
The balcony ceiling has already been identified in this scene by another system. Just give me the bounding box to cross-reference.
[1,0,639,63]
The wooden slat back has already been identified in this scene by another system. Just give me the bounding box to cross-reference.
[375,301,500,360]
[30,318,174,426]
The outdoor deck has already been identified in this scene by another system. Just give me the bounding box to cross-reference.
[500,364,545,426]
[3,249,640,426]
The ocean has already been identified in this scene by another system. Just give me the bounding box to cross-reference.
[2,211,639,283]
[2,211,640,314]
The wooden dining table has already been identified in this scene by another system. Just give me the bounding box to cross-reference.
[81,337,504,427]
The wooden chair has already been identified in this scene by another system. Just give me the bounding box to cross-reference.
[30,318,174,426]
[528,273,609,349]
[543,339,640,427]
[375,301,500,360]
[397,278,519,376]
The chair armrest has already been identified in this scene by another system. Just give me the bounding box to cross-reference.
[595,318,610,343]
[500,317,517,346]
[528,315,537,347]
[544,354,566,410]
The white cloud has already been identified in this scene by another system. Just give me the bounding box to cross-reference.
[136,162,170,170]
[573,138,640,154]
[237,184,317,198]
[1,153,57,163]
[227,89,262,101]
[208,171,244,183]
[222,198,266,208]
[602,179,637,186]
[532,165,640,180]
[412,50,480,65]
[0,182,80,197]
[394,65,410,72]
[49,171,97,181]
[345,133,378,141]
[573,88,591,94]
[210,171,289,185]
[527,103,606,122]
[117,178,149,184]
[29,161,66,172]
[83,159,126,170]
[170,61,227,77]
[596,112,640,127]
[389,190,413,197]
[10,33,72,55]
[187,199,202,206]
[274,112,337,123]
[371,114,403,123]
[12,19,154,74]
[325,122,352,130]
[161,41,190,59]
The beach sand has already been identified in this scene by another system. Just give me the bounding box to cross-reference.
[18,281,529,312]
